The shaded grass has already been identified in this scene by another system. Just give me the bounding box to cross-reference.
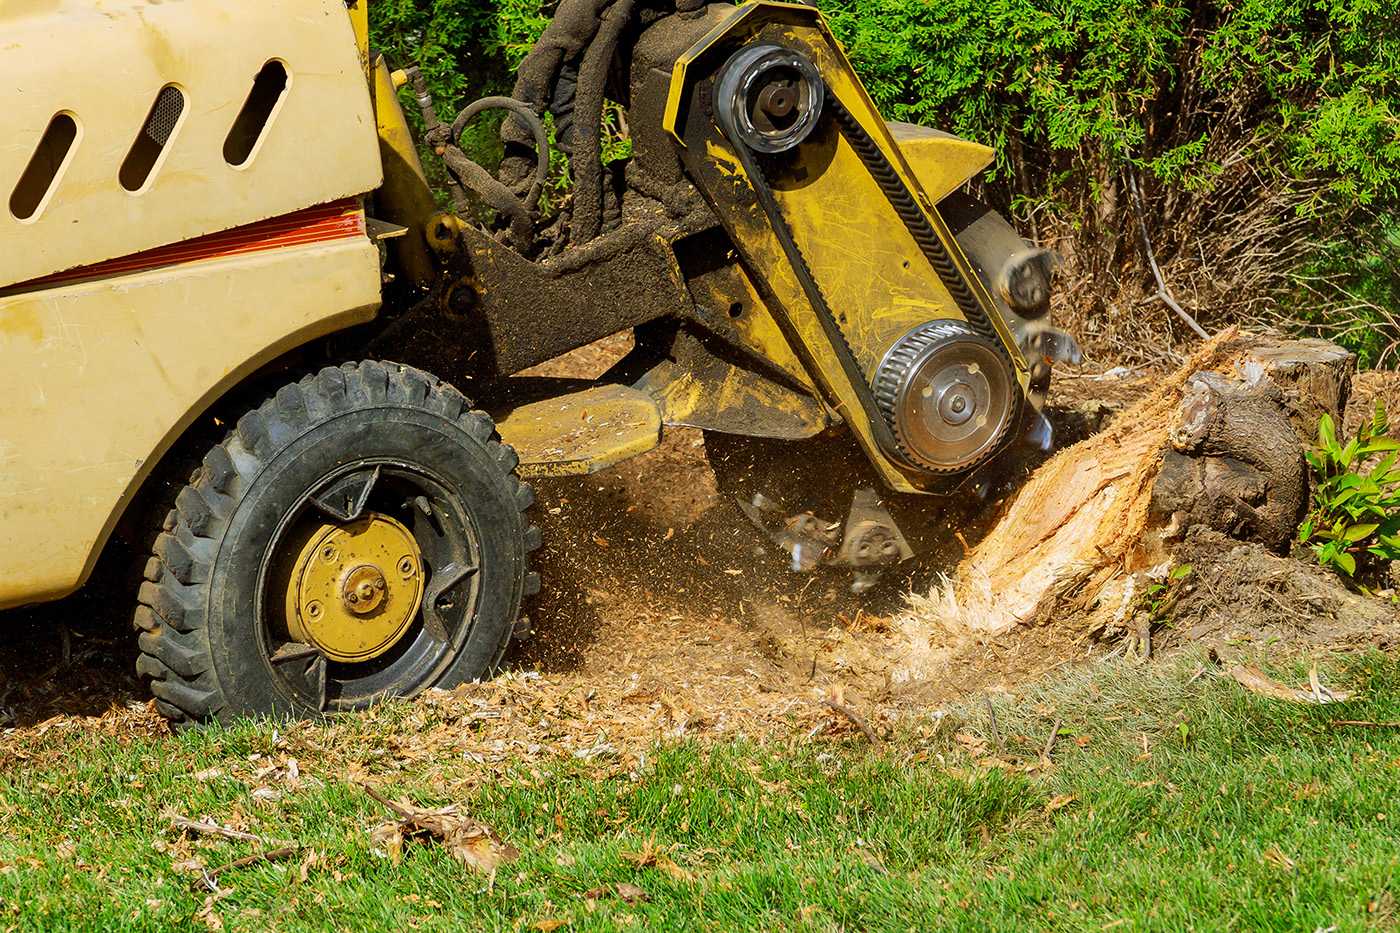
[3,652,1400,930]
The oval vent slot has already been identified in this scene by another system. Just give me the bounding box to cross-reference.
[10,112,80,221]
[120,85,187,193]
[224,60,290,167]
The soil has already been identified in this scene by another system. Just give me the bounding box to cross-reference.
[1,339,1395,760]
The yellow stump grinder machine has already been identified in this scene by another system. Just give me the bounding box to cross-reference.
[0,0,1078,722]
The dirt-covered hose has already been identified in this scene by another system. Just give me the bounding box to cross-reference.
[451,96,552,215]
[570,0,636,243]
[501,0,617,188]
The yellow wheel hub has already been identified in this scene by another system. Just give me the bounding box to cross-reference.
[284,513,425,663]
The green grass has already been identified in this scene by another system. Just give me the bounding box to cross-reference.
[4,652,1400,930]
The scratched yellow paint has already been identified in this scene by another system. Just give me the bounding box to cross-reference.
[668,2,1028,492]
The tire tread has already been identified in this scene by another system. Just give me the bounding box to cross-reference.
[134,361,538,724]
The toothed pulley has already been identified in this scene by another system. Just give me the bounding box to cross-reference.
[874,320,1020,474]
[714,43,825,155]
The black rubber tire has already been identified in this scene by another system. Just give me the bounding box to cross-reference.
[133,360,539,725]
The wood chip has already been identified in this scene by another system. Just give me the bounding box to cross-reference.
[1229,665,1353,704]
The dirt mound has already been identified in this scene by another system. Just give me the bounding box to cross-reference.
[1163,529,1400,656]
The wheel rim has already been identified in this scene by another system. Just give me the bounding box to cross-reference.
[283,514,425,664]
[256,460,483,711]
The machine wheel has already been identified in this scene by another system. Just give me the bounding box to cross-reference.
[134,361,540,724]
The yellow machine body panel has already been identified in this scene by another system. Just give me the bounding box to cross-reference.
[664,2,1027,492]
[887,123,995,208]
[0,233,382,610]
[0,1,387,608]
[0,0,381,289]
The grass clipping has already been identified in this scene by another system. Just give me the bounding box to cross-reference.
[914,329,1244,637]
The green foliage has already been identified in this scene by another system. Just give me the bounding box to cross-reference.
[820,0,1400,210]
[1140,562,1193,626]
[1295,214,1400,368]
[1299,404,1400,578]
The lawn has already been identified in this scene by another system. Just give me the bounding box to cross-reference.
[2,651,1399,931]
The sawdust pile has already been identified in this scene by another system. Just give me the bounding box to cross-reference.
[911,329,1249,640]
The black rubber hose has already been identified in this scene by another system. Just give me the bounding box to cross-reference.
[451,96,552,214]
[501,0,615,188]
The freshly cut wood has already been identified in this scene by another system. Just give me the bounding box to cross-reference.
[918,329,1353,636]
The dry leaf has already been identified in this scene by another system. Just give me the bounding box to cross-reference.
[615,883,648,905]
[622,839,693,882]
[1044,794,1076,814]
[194,892,230,931]
[250,786,282,804]
[1261,845,1296,871]
[581,883,649,905]
[364,786,519,875]
[534,920,569,932]
[370,821,405,865]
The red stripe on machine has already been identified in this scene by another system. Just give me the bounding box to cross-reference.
[20,199,366,289]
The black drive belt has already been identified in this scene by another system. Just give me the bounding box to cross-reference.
[726,89,1021,473]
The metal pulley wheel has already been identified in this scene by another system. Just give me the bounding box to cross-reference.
[715,43,825,154]
[873,320,1020,474]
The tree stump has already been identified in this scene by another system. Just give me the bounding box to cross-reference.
[1232,336,1354,444]
[919,329,1355,637]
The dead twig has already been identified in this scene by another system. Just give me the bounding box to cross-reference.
[1041,717,1064,762]
[983,696,1002,751]
[206,846,298,880]
[1229,665,1353,704]
[193,847,299,892]
[822,698,880,745]
[1330,720,1400,729]
[361,784,416,819]
[169,814,289,848]
[1127,169,1210,340]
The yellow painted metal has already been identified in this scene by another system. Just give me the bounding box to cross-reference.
[0,0,382,290]
[662,1,1027,493]
[887,123,995,207]
[0,0,388,610]
[346,0,371,78]
[684,249,816,392]
[284,513,425,664]
[0,237,382,611]
[495,385,663,478]
[640,356,829,440]
[372,55,439,288]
